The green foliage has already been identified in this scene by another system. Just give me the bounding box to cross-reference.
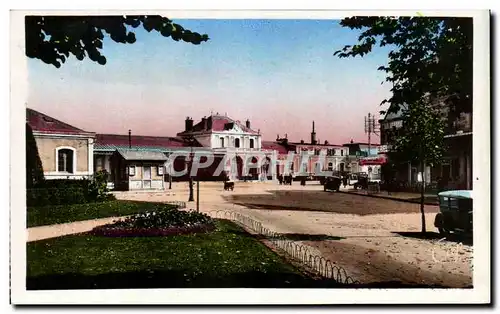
[88,170,112,201]
[25,123,45,188]
[27,171,114,207]
[391,101,446,166]
[25,15,210,68]
[111,206,213,230]
[334,16,472,119]
[27,220,315,289]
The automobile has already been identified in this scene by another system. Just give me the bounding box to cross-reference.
[323,176,342,192]
[353,174,369,190]
[434,190,473,236]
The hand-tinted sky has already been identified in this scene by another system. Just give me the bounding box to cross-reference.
[27,19,392,144]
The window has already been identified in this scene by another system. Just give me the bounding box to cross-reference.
[250,139,254,149]
[235,138,240,148]
[328,162,333,171]
[128,165,136,176]
[158,166,164,175]
[57,148,74,173]
[96,156,104,170]
[221,137,225,148]
[341,149,344,156]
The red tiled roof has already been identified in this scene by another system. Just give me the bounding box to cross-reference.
[261,141,291,154]
[178,115,259,136]
[27,108,94,135]
[95,134,199,148]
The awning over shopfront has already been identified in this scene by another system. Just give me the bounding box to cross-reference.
[359,156,388,166]
[117,149,168,161]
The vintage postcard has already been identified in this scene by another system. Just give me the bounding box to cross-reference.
[10,9,490,305]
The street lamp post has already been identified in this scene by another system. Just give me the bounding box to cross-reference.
[188,146,194,202]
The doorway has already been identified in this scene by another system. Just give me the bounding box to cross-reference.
[143,165,152,189]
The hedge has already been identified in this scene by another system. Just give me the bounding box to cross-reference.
[27,171,114,207]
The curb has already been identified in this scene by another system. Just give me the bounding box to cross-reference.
[337,191,439,206]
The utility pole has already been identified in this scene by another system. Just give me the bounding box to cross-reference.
[364,113,380,181]
[364,113,379,157]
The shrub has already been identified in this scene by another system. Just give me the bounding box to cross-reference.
[27,170,113,207]
[114,207,213,229]
[92,206,215,237]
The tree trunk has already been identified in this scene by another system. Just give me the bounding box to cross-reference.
[420,160,426,233]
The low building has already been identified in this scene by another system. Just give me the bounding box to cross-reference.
[110,149,167,191]
[27,109,361,188]
[262,121,348,177]
[26,108,95,180]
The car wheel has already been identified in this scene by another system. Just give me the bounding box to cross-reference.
[438,227,450,236]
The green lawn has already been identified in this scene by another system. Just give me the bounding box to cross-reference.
[27,220,345,289]
[27,200,170,228]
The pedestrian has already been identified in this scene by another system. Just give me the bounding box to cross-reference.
[342,175,348,188]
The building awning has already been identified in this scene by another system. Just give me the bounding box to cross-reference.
[117,149,168,161]
[444,131,472,139]
[359,156,387,166]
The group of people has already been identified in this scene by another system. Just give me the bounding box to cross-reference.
[277,174,293,185]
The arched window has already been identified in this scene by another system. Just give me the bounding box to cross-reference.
[250,138,254,149]
[57,147,75,173]
[235,138,240,148]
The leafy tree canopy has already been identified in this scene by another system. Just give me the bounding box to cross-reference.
[334,16,472,119]
[25,15,210,68]
[392,101,446,166]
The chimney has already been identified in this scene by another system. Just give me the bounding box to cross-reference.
[246,119,251,129]
[202,116,208,130]
[128,129,132,148]
[300,139,305,144]
[324,140,329,145]
[185,117,194,132]
[207,116,213,130]
[311,121,317,145]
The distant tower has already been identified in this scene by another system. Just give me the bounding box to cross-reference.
[311,121,317,144]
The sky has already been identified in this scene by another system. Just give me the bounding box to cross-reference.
[27,19,392,145]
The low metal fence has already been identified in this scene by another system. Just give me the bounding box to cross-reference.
[208,210,359,285]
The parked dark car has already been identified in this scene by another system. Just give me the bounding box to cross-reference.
[434,190,473,235]
[323,176,342,192]
[353,175,369,190]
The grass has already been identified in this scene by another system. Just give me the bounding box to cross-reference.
[27,200,170,228]
[26,220,346,289]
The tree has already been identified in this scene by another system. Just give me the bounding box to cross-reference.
[333,16,468,233]
[334,16,472,123]
[25,15,209,68]
[391,101,446,233]
[26,123,45,188]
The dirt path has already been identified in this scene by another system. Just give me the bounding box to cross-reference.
[27,216,125,242]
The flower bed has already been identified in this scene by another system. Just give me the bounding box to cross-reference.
[91,223,216,237]
[90,206,215,237]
